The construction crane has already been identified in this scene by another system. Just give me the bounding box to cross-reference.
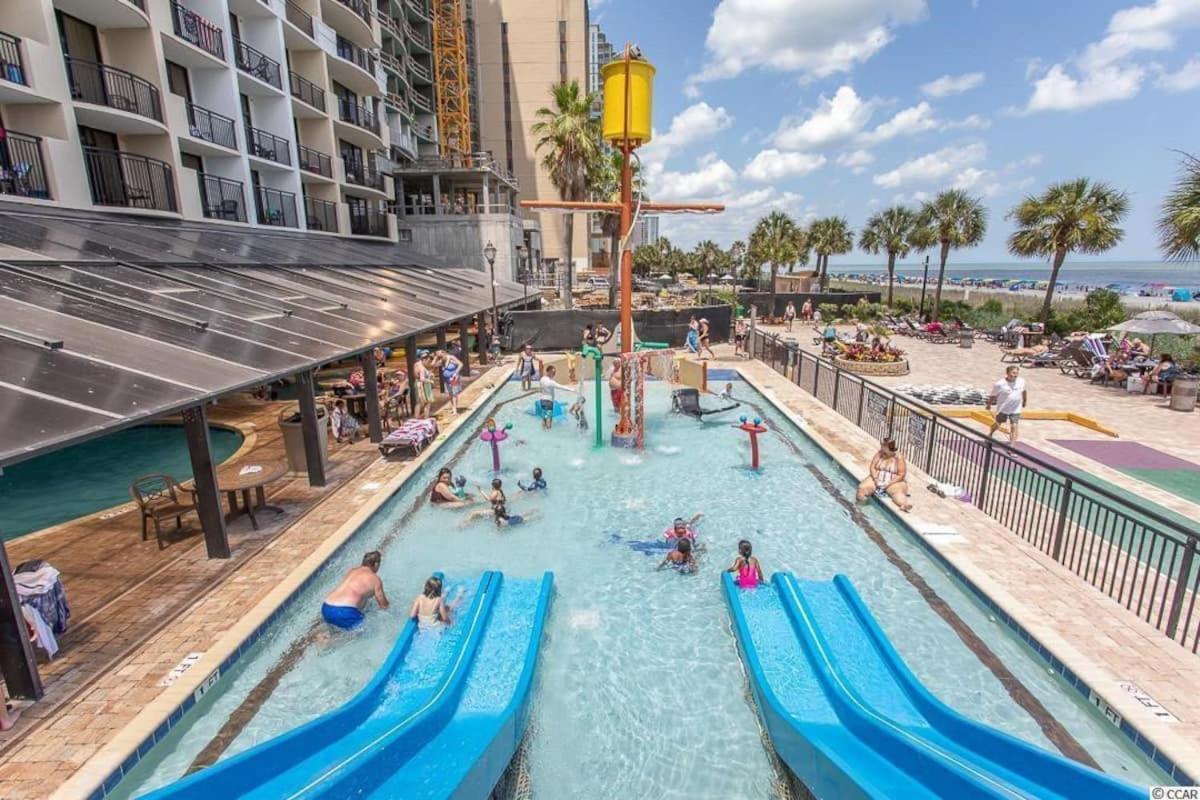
[432,0,472,161]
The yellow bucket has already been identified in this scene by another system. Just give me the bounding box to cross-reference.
[601,58,655,145]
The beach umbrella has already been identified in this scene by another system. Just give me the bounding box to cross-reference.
[1109,310,1200,351]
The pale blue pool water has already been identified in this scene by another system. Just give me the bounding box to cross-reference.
[0,424,243,539]
[115,380,1167,799]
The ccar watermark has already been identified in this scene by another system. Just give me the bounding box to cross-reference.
[1151,788,1200,799]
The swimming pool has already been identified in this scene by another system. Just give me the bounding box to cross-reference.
[0,424,244,540]
[113,379,1167,798]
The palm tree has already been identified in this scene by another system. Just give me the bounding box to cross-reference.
[1158,151,1200,261]
[693,239,725,302]
[1008,179,1129,325]
[810,217,853,290]
[728,240,747,282]
[918,190,987,321]
[859,206,927,306]
[750,211,799,319]
[531,79,600,308]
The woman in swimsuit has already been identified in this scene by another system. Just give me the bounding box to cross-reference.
[685,316,700,354]
[409,575,463,629]
[729,539,763,588]
[437,350,464,416]
[414,351,435,417]
[518,344,541,391]
[698,318,716,360]
[658,537,697,574]
[430,467,471,507]
[855,437,912,511]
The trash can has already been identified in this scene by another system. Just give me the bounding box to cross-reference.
[278,405,330,473]
[1169,376,1198,412]
[959,330,974,349]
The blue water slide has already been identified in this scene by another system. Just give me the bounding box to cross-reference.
[723,572,1145,800]
[143,571,501,800]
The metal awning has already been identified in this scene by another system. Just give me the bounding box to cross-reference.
[0,205,529,467]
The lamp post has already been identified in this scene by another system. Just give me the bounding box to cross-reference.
[517,244,529,306]
[484,240,498,346]
[918,254,930,319]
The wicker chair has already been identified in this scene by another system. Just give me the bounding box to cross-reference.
[130,474,198,549]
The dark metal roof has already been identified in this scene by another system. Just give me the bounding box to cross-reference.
[0,205,529,467]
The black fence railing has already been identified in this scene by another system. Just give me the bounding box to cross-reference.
[186,103,237,149]
[406,0,429,19]
[66,57,163,122]
[170,1,225,60]
[82,146,176,212]
[336,0,372,25]
[304,194,338,232]
[127,0,147,10]
[289,70,325,111]
[298,144,332,178]
[749,329,1200,654]
[0,32,25,86]
[199,173,246,221]
[338,97,379,134]
[343,160,385,191]
[233,37,281,89]
[255,185,297,227]
[285,0,314,37]
[335,37,375,75]
[349,205,388,236]
[245,124,291,165]
[0,131,50,199]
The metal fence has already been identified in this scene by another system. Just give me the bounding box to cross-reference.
[245,124,291,166]
[65,57,162,122]
[303,194,338,232]
[170,1,225,60]
[186,103,236,149]
[199,173,245,222]
[0,31,25,86]
[254,185,297,228]
[82,146,176,212]
[1,131,50,199]
[233,37,281,89]
[289,70,325,111]
[750,328,1200,653]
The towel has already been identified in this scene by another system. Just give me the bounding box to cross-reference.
[15,564,71,634]
[22,605,58,659]
[14,565,59,596]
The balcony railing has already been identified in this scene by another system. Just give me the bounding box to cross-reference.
[336,0,372,25]
[337,97,380,135]
[349,205,388,236]
[285,0,314,37]
[380,51,401,73]
[289,70,326,111]
[0,132,50,199]
[344,160,385,191]
[245,124,291,165]
[335,38,376,75]
[408,23,430,51]
[66,57,163,122]
[128,0,147,10]
[170,1,225,60]
[0,32,26,86]
[199,173,246,221]
[410,89,431,113]
[377,13,399,38]
[304,194,338,232]
[406,0,429,19]
[233,37,281,89]
[298,144,332,177]
[255,185,298,227]
[384,90,408,114]
[82,146,176,212]
[186,103,237,149]
[409,58,431,83]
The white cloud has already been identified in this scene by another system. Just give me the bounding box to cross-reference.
[944,113,991,130]
[1157,55,1200,91]
[872,142,987,188]
[858,101,938,144]
[743,149,827,182]
[1026,63,1145,112]
[687,0,926,89]
[774,86,874,150]
[921,71,985,97]
[649,153,738,200]
[836,149,876,173]
[641,102,734,163]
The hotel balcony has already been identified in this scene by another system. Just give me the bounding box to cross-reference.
[245,124,292,167]
[289,70,327,115]
[328,38,379,97]
[298,144,334,181]
[0,131,51,200]
[166,1,226,65]
[82,146,177,212]
[320,0,374,49]
[179,101,239,155]
[233,36,282,93]
[254,184,298,227]
[335,96,383,149]
[349,205,389,237]
[283,0,319,50]
[53,0,148,30]
[303,193,339,232]
[198,173,247,221]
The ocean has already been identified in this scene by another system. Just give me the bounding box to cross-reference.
[831,261,1200,290]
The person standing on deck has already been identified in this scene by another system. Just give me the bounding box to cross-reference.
[321,551,389,630]
[517,344,542,391]
[784,302,796,331]
[987,365,1028,444]
[413,351,435,418]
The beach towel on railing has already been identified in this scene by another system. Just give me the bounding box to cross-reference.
[382,418,439,451]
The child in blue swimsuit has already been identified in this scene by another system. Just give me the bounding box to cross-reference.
[519,467,547,492]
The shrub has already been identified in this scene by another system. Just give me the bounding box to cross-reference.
[818,303,839,320]
[1046,289,1127,336]
[839,303,854,320]
[839,342,906,363]
[891,297,914,314]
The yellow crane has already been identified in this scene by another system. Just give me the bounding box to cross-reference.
[432,0,472,160]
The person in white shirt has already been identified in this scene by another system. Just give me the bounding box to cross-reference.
[987,365,1028,444]
[537,365,576,430]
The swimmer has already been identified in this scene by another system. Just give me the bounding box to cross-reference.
[430,467,472,506]
[491,500,537,528]
[718,382,734,401]
[729,540,764,588]
[461,478,521,526]
[657,537,697,574]
[452,475,468,500]
[665,513,704,540]
[408,575,464,629]
[569,395,588,430]
[519,467,547,492]
[321,551,389,630]
[608,360,624,411]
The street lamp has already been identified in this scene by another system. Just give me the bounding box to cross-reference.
[483,240,499,346]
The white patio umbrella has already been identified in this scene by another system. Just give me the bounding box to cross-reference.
[1108,310,1200,351]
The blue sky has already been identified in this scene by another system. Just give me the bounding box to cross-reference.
[589,0,1200,264]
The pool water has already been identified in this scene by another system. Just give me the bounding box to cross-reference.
[115,380,1167,799]
[0,425,244,540]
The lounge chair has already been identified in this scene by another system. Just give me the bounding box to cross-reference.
[671,388,740,420]
[1059,346,1101,378]
[379,418,438,458]
[130,474,198,549]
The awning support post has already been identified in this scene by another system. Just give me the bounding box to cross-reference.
[296,370,327,487]
[458,318,472,376]
[182,404,230,559]
[405,336,420,411]
[360,352,383,443]
[0,540,42,700]
[436,327,447,392]
[475,312,488,362]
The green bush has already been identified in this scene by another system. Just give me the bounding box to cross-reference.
[818,303,838,320]
[839,303,854,320]
[891,298,914,314]
[1046,289,1127,336]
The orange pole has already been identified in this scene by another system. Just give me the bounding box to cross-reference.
[616,45,635,439]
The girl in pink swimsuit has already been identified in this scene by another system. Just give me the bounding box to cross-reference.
[730,539,763,588]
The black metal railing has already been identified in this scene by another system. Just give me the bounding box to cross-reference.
[0,32,26,86]
[335,37,376,75]
[749,329,1200,653]
[0,131,50,199]
[349,205,387,236]
[66,57,163,122]
[298,144,332,177]
[82,146,176,212]
[186,103,237,149]
[337,97,380,135]
[304,194,338,232]
[199,173,246,221]
[343,160,385,191]
[336,0,372,25]
[410,89,431,113]
[170,1,225,60]
[285,0,314,37]
[254,185,298,227]
[245,124,291,165]
[289,70,325,110]
[233,37,281,89]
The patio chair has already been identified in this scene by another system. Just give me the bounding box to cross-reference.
[130,474,198,549]
[1059,346,1101,378]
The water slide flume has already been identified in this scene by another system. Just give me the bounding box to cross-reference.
[723,572,1145,800]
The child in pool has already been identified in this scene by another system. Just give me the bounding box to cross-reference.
[519,467,547,492]
[408,575,465,629]
[569,396,588,430]
[451,475,468,500]
[729,539,764,588]
[665,513,704,540]
[492,500,537,528]
[658,537,697,574]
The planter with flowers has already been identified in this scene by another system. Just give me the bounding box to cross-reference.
[834,342,910,376]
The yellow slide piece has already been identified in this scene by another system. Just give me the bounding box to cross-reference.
[937,407,1118,437]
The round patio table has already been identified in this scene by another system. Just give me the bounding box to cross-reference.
[216,459,288,530]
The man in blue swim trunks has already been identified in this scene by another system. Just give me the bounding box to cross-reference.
[321,551,390,630]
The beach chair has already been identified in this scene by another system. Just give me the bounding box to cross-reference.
[1059,346,1101,378]
[130,474,198,549]
[378,418,438,458]
[670,388,741,420]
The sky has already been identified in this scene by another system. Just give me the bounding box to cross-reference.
[588,0,1200,266]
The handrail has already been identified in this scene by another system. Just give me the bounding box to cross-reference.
[65,57,162,122]
[303,194,338,232]
[254,185,298,228]
[284,0,314,37]
[298,144,332,178]
[0,131,50,199]
[245,124,291,166]
[335,0,372,25]
[337,96,379,134]
[232,36,281,89]
[198,174,246,222]
[170,1,225,60]
[81,146,176,212]
[185,103,236,149]
[289,70,326,111]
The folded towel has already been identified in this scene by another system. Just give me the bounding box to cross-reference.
[14,565,60,597]
[21,605,58,659]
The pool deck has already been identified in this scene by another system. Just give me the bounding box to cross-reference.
[0,364,511,800]
[734,346,1200,783]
